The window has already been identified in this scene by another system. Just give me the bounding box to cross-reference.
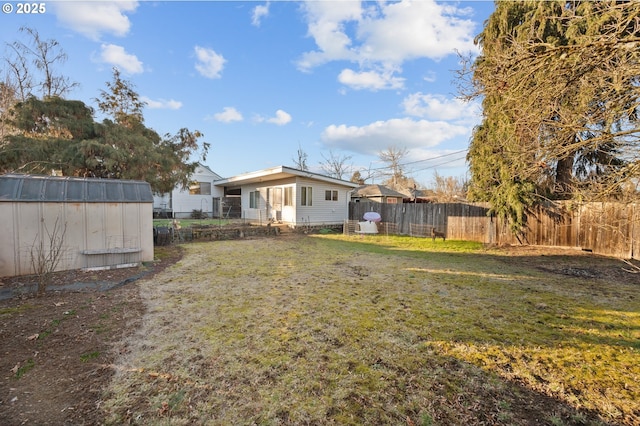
[284,187,293,206]
[250,191,260,209]
[87,182,105,201]
[20,179,44,200]
[65,181,85,201]
[105,182,122,201]
[300,186,312,206]
[44,180,65,201]
[189,181,211,195]
[386,197,398,204]
[123,183,139,201]
[325,190,338,201]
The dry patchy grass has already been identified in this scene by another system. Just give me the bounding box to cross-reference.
[102,235,639,425]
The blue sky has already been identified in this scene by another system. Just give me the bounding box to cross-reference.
[1,0,495,186]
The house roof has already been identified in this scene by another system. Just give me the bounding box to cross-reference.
[196,164,223,180]
[214,166,359,188]
[351,184,406,198]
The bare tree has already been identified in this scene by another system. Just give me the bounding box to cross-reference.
[377,146,420,192]
[350,165,378,184]
[430,171,467,202]
[378,146,408,184]
[7,27,77,99]
[319,150,352,180]
[292,142,309,171]
[3,43,33,101]
[0,77,18,141]
[30,217,67,295]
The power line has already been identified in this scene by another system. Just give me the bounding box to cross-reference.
[368,148,468,172]
[410,154,468,173]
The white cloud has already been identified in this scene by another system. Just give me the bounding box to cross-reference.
[99,44,143,74]
[255,109,292,125]
[213,107,243,123]
[402,93,481,123]
[251,2,270,27]
[194,46,226,79]
[422,71,437,83]
[297,0,479,91]
[141,96,182,110]
[321,117,469,156]
[267,109,292,125]
[52,1,138,40]
[296,1,363,70]
[299,0,477,67]
[338,68,404,91]
[356,1,477,63]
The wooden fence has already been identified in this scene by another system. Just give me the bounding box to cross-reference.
[349,201,640,259]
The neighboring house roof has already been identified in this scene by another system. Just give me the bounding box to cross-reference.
[194,164,223,180]
[413,189,436,198]
[351,184,406,199]
[214,166,359,188]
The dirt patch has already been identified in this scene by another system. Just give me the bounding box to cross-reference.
[0,245,183,426]
[491,244,640,286]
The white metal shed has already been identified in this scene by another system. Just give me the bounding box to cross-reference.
[0,174,154,278]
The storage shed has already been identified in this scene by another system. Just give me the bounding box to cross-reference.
[0,174,154,278]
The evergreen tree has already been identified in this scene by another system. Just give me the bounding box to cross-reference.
[463,1,640,232]
[95,68,145,129]
[1,85,208,193]
[0,96,96,175]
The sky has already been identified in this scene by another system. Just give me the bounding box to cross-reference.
[1,0,495,187]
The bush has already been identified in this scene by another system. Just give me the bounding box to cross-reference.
[190,209,207,219]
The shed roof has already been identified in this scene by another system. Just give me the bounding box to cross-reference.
[0,174,153,203]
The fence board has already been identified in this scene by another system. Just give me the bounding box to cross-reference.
[349,201,640,259]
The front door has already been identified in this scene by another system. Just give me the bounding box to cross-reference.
[269,188,282,222]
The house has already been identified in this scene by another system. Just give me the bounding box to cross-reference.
[0,174,154,277]
[153,164,226,219]
[350,184,406,204]
[214,166,358,228]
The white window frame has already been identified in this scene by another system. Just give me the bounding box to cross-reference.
[189,181,211,195]
[325,190,338,201]
[284,187,293,206]
[250,191,260,209]
[301,186,312,206]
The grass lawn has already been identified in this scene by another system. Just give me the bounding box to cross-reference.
[103,235,639,425]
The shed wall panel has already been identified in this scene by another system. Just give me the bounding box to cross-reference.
[0,201,153,278]
[0,204,17,276]
[16,203,42,276]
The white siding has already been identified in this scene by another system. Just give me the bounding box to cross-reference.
[239,178,297,224]
[217,168,356,228]
[295,178,351,226]
[240,186,266,223]
[155,165,224,218]
[153,193,171,212]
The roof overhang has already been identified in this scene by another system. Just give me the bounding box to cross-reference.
[215,166,359,189]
